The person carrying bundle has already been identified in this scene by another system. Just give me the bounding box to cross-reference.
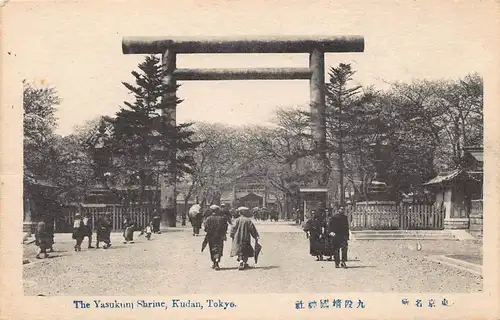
[188,203,203,236]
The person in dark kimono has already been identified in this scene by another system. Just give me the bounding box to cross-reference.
[252,207,260,221]
[327,206,350,268]
[96,212,112,249]
[72,213,86,252]
[82,213,94,249]
[303,210,325,261]
[293,208,299,224]
[220,204,233,225]
[35,218,51,259]
[151,214,161,234]
[123,216,136,244]
[203,205,228,270]
[230,208,238,219]
[322,208,336,261]
[230,207,260,270]
[270,208,279,222]
[45,215,55,253]
[203,206,213,219]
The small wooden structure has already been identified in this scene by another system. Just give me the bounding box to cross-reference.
[424,146,483,231]
[299,187,328,220]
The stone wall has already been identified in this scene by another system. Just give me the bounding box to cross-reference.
[444,218,469,229]
[469,199,483,240]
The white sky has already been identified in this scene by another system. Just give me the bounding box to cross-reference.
[3,0,498,136]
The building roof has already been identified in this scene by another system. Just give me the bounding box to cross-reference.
[463,146,483,162]
[24,171,58,188]
[424,169,482,186]
[423,170,462,186]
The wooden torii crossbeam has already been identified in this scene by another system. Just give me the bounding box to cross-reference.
[121,36,364,227]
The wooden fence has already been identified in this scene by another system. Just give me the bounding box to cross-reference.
[347,203,445,230]
[63,205,154,232]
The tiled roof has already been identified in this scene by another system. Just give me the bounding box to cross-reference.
[423,170,462,186]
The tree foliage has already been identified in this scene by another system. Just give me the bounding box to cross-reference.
[104,55,201,205]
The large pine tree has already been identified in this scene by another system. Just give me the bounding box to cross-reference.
[106,55,200,225]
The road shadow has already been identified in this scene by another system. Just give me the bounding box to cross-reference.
[156,229,185,233]
[218,265,280,271]
[247,265,280,271]
[343,265,376,269]
[319,259,361,263]
[218,267,240,271]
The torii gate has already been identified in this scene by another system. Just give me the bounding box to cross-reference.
[122,36,364,226]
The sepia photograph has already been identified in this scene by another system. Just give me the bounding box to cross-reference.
[1,0,499,319]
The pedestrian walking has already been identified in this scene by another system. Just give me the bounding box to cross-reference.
[82,213,94,249]
[203,205,228,270]
[45,214,55,253]
[322,208,336,261]
[96,212,112,249]
[293,208,300,224]
[151,214,161,234]
[303,210,325,261]
[123,216,136,244]
[188,203,203,236]
[270,207,279,222]
[221,204,233,225]
[144,222,153,240]
[202,206,212,219]
[252,207,261,220]
[230,207,260,270]
[327,206,350,268]
[139,220,154,240]
[34,218,51,259]
[232,207,240,219]
[72,213,86,252]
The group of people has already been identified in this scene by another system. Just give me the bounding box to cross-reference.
[303,206,350,268]
[33,212,163,258]
[71,212,108,251]
[192,204,261,271]
[188,203,232,237]
[34,204,348,271]
[122,214,161,244]
[252,207,279,222]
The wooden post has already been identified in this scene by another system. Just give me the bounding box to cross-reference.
[160,49,178,228]
[309,48,329,187]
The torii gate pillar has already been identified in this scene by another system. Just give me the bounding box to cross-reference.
[309,48,329,187]
[159,49,177,228]
[122,36,364,227]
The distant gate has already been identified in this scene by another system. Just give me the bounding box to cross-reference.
[347,203,445,230]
